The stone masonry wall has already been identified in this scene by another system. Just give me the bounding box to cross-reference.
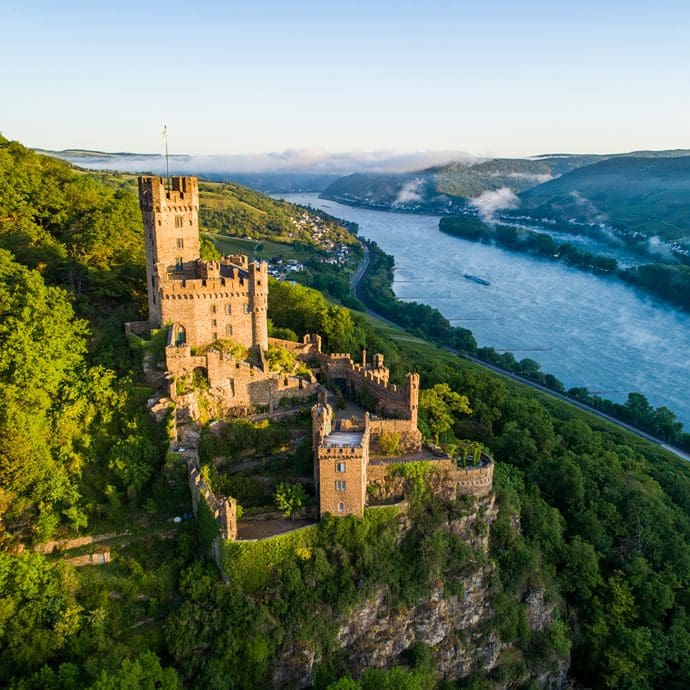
[167,343,318,420]
[317,443,368,518]
[368,417,422,454]
[159,259,268,350]
[366,458,494,505]
[318,352,419,425]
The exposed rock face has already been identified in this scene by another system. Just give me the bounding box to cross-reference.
[525,588,555,632]
[271,495,569,689]
[336,575,501,680]
[272,642,316,689]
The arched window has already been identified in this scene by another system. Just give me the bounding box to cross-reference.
[175,325,186,346]
[338,502,345,513]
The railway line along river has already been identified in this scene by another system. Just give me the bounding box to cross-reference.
[280,193,690,428]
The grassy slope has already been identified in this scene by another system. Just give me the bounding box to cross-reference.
[89,171,357,249]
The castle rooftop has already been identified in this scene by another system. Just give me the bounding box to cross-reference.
[322,431,365,448]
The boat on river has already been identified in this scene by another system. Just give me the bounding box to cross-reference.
[463,273,490,286]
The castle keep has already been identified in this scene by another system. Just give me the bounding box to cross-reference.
[139,176,267,350]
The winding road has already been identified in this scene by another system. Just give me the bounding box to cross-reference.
[350,243,690,463]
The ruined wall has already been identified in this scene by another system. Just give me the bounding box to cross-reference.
[187,462,237,541]
[319,352,419,425]
[368,417,422,454]
[366,458,494,505]
[168,343,317,420]
[268,334,321,357]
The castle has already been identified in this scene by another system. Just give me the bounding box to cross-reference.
[138,176,492,525]
[138,175,314,416]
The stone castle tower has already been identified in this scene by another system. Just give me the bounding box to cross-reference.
[138,176,268,351]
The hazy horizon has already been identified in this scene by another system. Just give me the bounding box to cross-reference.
[35,144,690,178]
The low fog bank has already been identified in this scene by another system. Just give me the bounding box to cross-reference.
[42,148,473,176]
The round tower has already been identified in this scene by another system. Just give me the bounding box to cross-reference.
[406,372,420,426]
[249,261,269,351]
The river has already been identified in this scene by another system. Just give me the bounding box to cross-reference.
[278,193,690,428]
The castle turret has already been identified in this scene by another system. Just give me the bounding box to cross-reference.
[406,372,420,426]
[249,261,269,351]
[139,176,200,327]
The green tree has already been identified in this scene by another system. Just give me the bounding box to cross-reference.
[90,651,181,689]
[274,482,307,519]
[0,553,81,678]
[418,383,472,442]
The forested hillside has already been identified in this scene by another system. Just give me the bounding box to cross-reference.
[88,170,357,247]
[1,137,689,689]
[519,155,690,241]
[0,136,166,549]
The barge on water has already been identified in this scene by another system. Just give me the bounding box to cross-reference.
[463,273,490,286]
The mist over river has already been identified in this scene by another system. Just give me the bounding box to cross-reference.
[279,194,690,427]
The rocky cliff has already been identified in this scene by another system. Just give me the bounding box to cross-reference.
[272,495,569,688]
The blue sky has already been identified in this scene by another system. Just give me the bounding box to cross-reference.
[3,0,690,157]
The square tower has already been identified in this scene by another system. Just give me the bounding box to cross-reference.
[139,176,201,326]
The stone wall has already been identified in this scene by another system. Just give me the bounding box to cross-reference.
[318,352,419,425]
[167,338,318,421]
[451,462,495,498]
[157,259,268,350]
[366,457,494,505]
[187,461,238,541]
[368,417,422,454]
[65,548,111,567]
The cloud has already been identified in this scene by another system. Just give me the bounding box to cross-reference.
[569,191,607,224]
[48,149,473,176]
[470,187,519,222]
[393,178,424,206]
[647,235,675,261]
[487,171,554,184]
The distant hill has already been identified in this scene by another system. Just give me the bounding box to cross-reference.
[320,171,465,213]
[519,155,690,241]
[320,155,606,210]
[87,170,357,247]
[36,148,471,193]
[40,147,690,239]
[322,150,690,241]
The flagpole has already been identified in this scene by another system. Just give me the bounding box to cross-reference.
[163,125,170,191]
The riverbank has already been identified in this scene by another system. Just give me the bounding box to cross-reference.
[439,214,690,313]
[351,238,690,457]
[279,193,690,432]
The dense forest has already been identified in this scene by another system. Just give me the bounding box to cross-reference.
[1,136,689,689]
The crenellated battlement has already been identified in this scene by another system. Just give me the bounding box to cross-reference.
[318,351,418,425]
